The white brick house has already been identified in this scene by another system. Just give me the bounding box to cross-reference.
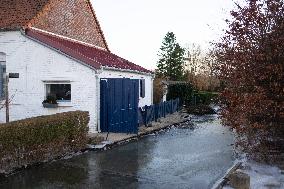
[0,1,154,133]
[0,29,154,133]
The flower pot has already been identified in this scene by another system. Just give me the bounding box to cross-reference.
[42,103,58,108]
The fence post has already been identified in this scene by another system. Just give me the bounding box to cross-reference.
[178,98,180,110]
[154,104,157,122]
[164,102,166,116]
[151,105,155,123]
[171,100,175,114]
[155,104,160,122]
[144,105,148,127]
[163,101,166,117]
[169,100,172,114]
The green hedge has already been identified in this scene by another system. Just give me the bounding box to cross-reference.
[166,83,194,105]
[193,91,219,105]
[0,111,89,174]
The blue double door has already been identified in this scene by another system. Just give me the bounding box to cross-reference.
[100,78,139,133]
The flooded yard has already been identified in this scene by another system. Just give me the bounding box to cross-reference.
[0,115,235,189]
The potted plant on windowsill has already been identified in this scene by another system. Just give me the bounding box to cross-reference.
[42,95,58,108]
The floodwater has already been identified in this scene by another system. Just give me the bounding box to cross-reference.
[0,115,235,189]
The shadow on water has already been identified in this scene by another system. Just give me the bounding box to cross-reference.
[0,115,235,189]
[0,137,156,189]
[0,155,90,188]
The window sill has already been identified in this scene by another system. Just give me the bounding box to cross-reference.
[57,102,73,107]
[42,102,73,108]
[42,103,58,108]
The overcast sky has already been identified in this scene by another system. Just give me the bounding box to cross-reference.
[91,0,236,70]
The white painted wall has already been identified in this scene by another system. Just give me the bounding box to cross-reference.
[0,31,100,132]
[0,31,153,133]
[99,69,153,107]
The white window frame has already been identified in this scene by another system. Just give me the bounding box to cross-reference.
[0,52,6,100]
[139,79,145,98]
[43,81,72,106]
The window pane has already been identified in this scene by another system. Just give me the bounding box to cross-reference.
[140,80,142,97]
[140,79,145,98]
[47,84,71,101]
[0,63,6,99]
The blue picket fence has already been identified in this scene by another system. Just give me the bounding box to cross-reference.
[138,98,180,127]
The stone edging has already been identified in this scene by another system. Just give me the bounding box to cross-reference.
[86,119,191,152]
[212,162,242,189]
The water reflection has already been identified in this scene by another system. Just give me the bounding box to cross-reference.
[0,137,156,189]
[190,114,218,123]
[95,143,139,189]
[0,155,90,188]
[0,116,234,189]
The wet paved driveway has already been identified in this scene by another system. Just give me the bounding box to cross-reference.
[0,115,235,189]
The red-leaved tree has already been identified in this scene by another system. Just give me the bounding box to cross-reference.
[215,0,284,161]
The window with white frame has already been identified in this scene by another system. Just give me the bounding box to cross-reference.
[140,79,145,98]
[0,52,6,99]
[45,83,71,102]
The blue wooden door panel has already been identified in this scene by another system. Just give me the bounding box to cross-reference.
[128,79,139,133]
[100,78,139,133]
[100,80,108,132]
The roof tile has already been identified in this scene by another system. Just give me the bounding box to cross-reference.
[25,28,152,74]
[0,0,50,30]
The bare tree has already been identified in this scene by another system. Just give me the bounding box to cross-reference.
[184,43,203,87]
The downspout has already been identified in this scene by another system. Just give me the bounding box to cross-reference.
[151,74,155,104]
[96,67,103,133]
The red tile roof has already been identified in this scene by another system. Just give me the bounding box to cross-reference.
[0,0,50,30]
[25,28,153,74]
[0,0,109,51]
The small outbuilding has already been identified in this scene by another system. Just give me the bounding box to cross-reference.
[0,0,154,133]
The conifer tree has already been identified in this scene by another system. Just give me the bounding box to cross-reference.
[157,32,185,81]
